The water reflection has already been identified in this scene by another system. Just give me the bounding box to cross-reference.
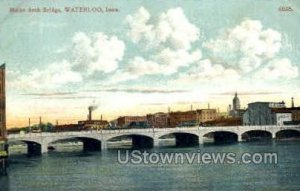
[0,176,10,191]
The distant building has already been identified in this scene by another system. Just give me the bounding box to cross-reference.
[169,111,198,127]
[78,120,109,129]
[55,124,82,132]
[243,101,292,126]
[117,116,147,128]
[197,109,217,122]
[229,92,246,117]
[202,117,242,126]
[0,64,7,175]
[169,109,217,127]
[291,108,300,121]
[146,112,169,128]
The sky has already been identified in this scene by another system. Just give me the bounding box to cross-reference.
[0,0,300,128]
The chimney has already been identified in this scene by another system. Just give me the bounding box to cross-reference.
[101,114,103,121]
[292,97,295,108]
[208,103,210,109]
[191,104,193,111]
[88,106,92,121]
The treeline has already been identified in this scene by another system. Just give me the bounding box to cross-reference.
[8,123,55,134]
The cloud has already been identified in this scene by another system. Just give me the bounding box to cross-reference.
[85,87,188,94]
[21,92,77,96]
[115,7,202,82]
[204,19,282,72]
[174,59,240,84]
[202,19,299,82]
[72,32,125,74]
[125,49,201,77]
[10,32,126,90]
[254,58,299,80]
[126,57,161,76]
[126,7,199,50]
[209,91,284,96]
[153,48,202,74]
[11,60,82,90]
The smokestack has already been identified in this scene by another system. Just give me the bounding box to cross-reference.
[292,97,295,108]
[101,114,103,121]
[208,103,210,109]
[88,106,92,121]
[29,118,31,133]
[191,104,193,111]
[168,107,170,113]
[88,103,98,121]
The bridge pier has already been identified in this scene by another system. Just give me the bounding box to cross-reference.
[101,141,107,150]
[238,134,242,142]
[198,137,203,145]
[272,132,276,139]
[41,143,48,153]
[153,138,160,147]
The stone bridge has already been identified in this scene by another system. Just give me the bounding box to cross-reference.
[7,125,300,155]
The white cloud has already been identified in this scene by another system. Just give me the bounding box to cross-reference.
[154,48,202,74]
[126,7,199,50]
[126,57,161,75]
[11,32,126,91]
[11,60,82,90]
[72,32,125,74]
[255,58,299,80]
[119,7,202,80]
[204,19,282,72]
[174,59,240,84]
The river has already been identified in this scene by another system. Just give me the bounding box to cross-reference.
[1,140,300,191]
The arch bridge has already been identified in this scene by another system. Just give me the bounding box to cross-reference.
[8,125,300,155]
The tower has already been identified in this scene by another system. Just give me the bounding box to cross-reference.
[232,92,241,111]
[0,64,6,138]
[0,63,7,175]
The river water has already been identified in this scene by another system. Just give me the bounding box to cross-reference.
[1,140,300,191]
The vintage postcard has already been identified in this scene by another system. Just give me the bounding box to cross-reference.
[0,0,300,190]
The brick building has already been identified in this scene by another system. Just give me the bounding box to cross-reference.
[146,112,169,128]
[197,109,217,122]
[0,64,7,175]
[117,116,147,128]
[169,109,217,127]
[291,108,300,121]
[78,120,109,129]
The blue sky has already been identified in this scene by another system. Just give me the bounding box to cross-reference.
[1,0,300,127]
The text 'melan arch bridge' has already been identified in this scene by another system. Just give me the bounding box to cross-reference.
[7,125,300,155]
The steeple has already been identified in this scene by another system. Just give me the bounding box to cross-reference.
[232,92,240,111]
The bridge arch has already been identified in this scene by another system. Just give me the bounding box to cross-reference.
[8,139,43,156]
[47,136,102,152]
[106,134,154,149]
[275,129,300,140]
[241,130,272,141]
[158,132,199,147]
[203,131,238,144]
